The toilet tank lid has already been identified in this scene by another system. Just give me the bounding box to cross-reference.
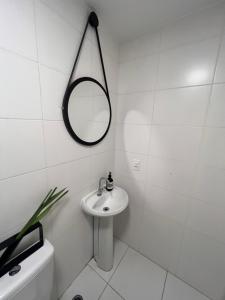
[0,239,54,300]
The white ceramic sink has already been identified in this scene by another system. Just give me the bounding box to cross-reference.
[81,186,129,217]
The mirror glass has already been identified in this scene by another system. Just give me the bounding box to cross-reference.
[66,78,111,144]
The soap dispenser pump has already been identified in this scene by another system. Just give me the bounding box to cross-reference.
[106,172,114,191]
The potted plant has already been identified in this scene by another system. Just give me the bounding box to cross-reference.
[0,187,68,273]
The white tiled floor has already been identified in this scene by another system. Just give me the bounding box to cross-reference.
[60,239,210,300]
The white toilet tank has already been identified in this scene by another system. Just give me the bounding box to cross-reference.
[0,239,54,300]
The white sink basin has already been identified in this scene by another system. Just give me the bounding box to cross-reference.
[81,186,129,217]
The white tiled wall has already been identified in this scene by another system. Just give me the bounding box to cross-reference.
[2,1,225,299]
[0,0,118,297]
[114,3,225,300]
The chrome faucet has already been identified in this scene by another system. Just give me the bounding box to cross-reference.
[97,177,107,196]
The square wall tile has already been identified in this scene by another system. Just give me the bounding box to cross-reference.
[115,150,147,182]
[40,0,88,32]
[187,199,225,244]
[53,228,93,297]
[119,32,161,63]
[39,65,67,120]
[115,124,150,154]
[74,36,92,79]
[117,92,154,125]
[97,22,119,63]
[0,119,45,179]
[160,3,225,51]
[0,170,47,242]
[163,273,210,300]
[0,0,37,59]
[91,36,105,85]
[90,151,114,186]
[114,175,145,251]
[45,186,92,247]
[206,83,225,127]
[157,37,219,89]
[118,54,158,93]
[199,127,225,168]
[35,0,79,73]
[147,156,194,195]
[0,49,42,119]
[60,266,106,300]
[193,164,225,208]
[145,185,189,225]
[149,125,202,162]
[177,229,225,300]
[109,94,118,124]
[215,35,225,83]
[110,248,166,300]
[141,209,184,273]
[47,157,91,196]
[90,126,115,155]
[104,54,118,94]
[43,120,90,166]
[153,86,210,126]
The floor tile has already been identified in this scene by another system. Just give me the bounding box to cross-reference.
[100,286,124,300]
[163,274,210,300]
[109,248,166,300]
[89,239,128,282]
[60,265,106,300]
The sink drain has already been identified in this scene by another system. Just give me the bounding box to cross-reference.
[103,207,110,212]
[72,296,83,300]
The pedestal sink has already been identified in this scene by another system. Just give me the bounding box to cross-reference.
[81,186,129,271]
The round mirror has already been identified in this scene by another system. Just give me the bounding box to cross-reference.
[62,77,112,146]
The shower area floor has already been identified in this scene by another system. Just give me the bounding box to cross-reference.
[61,239,210,300]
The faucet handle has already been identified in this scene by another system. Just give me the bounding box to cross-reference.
[97,177,107,196]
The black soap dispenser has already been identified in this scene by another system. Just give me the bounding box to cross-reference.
[106,172,114,191]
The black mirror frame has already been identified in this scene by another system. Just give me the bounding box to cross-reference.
[62,76,112,146]
[62,12,112,146]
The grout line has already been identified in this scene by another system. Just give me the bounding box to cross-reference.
[113,241,212,300]
[39,61,69,76]
[119,30,224,65]
[161,272,168,300]
[32,0,48,170]
[0,149,113,182]
[88,241,129,284]
[115,120,225,128]
[0,117,42,121]
[108,244,129,282]
[0,167,47,182]
[168,271,213,300]
[59,263,93,299]
[38,0,89,44]
[121,244,172,275]
[98,283,108,300]
[107,284,126,300]
[69,239,212,300]
[88,264,108,283]
[88,243,129,299]
[0,44,38,63]
[38,0,118,64]
[117,81,225,95]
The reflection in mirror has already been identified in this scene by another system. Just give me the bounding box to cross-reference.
[67,79,110,143]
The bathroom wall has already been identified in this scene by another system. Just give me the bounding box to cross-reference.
[114,3,225,300]
[0,0,118,297]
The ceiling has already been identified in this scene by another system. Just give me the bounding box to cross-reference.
[86,0,221,43]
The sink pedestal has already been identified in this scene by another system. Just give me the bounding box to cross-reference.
[94,217,113,271]
[81,186,129,271]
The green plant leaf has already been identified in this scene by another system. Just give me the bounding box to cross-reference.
[16,188,68,240]
[42,188,67,208]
